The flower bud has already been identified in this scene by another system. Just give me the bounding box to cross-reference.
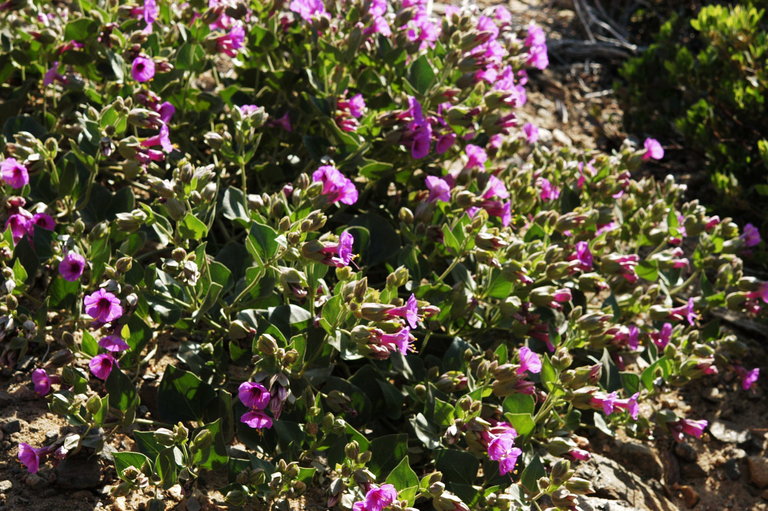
[565,477,593,495]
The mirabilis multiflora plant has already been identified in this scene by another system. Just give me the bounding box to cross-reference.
[0,0,764,509]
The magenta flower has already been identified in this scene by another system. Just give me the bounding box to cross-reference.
[238,381,271,410]
[567,448,591,461]
[669,298,697,325]
[31,368,52,396]
[614,392,640,420]
[131,56,155,82]
[43,61,66,86]
[89,353,117,380]
[6,211,32,243]
[312,165,358,205]
[320,231,355,267]
[487,434,522,476]
[158,101,175,123]
[590,391,618,415]
[411,123,432,159]
[373,326,415,355]
[271,112,292,132]
[216,22,245,57]
[83,289,124,323]
[18,443,45,473]
[32,213,55,231]
[572,241,593,270]
[734,366,759,390]
[385,294,419,329]
[140,124,173,153]
[98,335,130,352]
[289,0,327,21]
[651,322,673,349]
[1,158,29,189]
[59,252,86,282]
[240,410,273,429]
[522,122,539,144]
[537,177,560,201]
[483,175,510,200]
[435,132,456,154]
[347,94,366,118]
[642,138,664,160]
[425,176,451,202]
[671,418,708,442]
[741,223,761,247]
[405,13,440,50]
[517,346,542,374]
[524,25,548,70]
[357,484,398,511]
[627,325,639,350]
[465,144,488,169]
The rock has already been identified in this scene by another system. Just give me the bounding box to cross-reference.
[112,496,128,511]
[55,456,102,489]
[70,490,94,500]
[680,462,707,480]
[2,420,21,434]
[617,442,663,480]
[0,480,11,493]
[709,420,750,444]
[702,387,721,402]
[0,391,12,408]
[723,459,741,480]
[672,484,699,508]
[24,474,46,489]
[552,128,573,147]
[748,456,768,488]
[674,443,698,462]
[576,496,638,511]
[45,430,58,441]
[184,497,201,511]
[762,489,768,500]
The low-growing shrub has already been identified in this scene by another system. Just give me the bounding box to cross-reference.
[0,1,765,510]
[620,1,768,223]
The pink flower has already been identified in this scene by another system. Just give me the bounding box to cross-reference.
[6,211,32,243]
[131,56,155,82]
[590,391,618,415]
[353,484,398,511]
[372,327,415,355]
[89,353,117,380]
[483,175,509,199]
[83,289,124,323]
[651,323,673,349]
[669,298,697,325]
[670,418,708,441]
[32,213,55,231]
[238,381,271,410]
[537,177,560,201]
[18,443,45,473]
[425,176,451,202]
[59,252,86,282]
[524,26,548,70]
[241,410,273,429]
[571,241,593,271]
[567,448,591,461]
[289,0,326,21]
[348,94,366,118]
[465,144,487,169]
[43,61,66,86]
[312,165,358,205]
[404,13,440,50]
[320,231,355,267]
[31,369,51,396]
[486,433,522,475]
[517,346,541,374]
[741,223,761,248]
[271,112,292,132]
[1,158,29,188]
[642,138,664,160]
[385,294,419,329]
[734,366,759,390]
[216,22,245,57]
[614,392,639,420]
[522,123,539,144]
[435,133,456,154]
[140,124,173,153]
[98,335,130,352]
[627,325,639,350]
[158,101,175,123]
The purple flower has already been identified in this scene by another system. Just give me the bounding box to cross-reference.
[435,132,456,154]
[405,13,440,50]
[18,443,44,473]
[6,211,32,243]
[614,392,640,420]
[735,366,759,390]
[590,391,618,415]
[59,252,86,282]
[385,294,419,329]
[517,346,542,374]
[320,231,355,267]
[89,353,117,380]
[83,289,124,323]
[140,124,173,153]
[642,138,664,160]
[741,223,762,248]
[1,158,29,188]
[411,123,432,159]
[651,323,673,349]
[312,165,358,205]
[289,0,327,21]
[670,418,708,441]
[241,410,273,429]
[131,56,155,82]
[669,297,697,325]
[32,213,55,231]
[483,175,509,199]
[465,144,488,169]
[348,93,366,118]
[522,122,539,144]
[98,335,130,352]
[158,101,175,123]
[425,176,451,202]
[31,369,51,396]
[525,25,546,47]
[238,381,271,410]
[627,325,639,350]
[572,241,593,271]
[374,327,415,355]
[487,434,522,476]
[43,61,66,86]
[537,177,560,201]
[271,112,292,132]
[524,26,548,70]
[353,484,398,511]
[217,22,245,57]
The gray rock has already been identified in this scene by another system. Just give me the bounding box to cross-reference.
[24,473,46,489]
[680,462,707,480]
[2,420,21,434]
[723,459,741,480]
[709,420,751,444]
[673,443,697,462]
[617,442,663,480]
[577,496,639,511]
[54,456,102,489]
[0,391,12,408]
[0,480,11,493]
[748,456,768,488]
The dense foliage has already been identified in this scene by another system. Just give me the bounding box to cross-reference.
[1,1,765,510]
[620,1,768,223]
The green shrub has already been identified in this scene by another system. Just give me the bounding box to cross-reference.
[620,2,768,222]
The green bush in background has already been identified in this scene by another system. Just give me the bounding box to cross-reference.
[620,2,768,225]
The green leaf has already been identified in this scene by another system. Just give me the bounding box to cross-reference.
[540,354,557,391]
[81,330,99,357]
[221,187,248,222]
[64,18,97,40]
[636,260,659,282]
[434,449,478,485]
[158,365,216,422]
[246,222,281,263]
[178,213,208,241]
[369,434,408,477]
[520,455,545,492]
[106,368,139,413]
[408,55,436,95]
[114,452,150,480]
[191,419,229,470]
[155,447,182,488]
[176,43,206,72]
[386,456,419,505]
[49,276,80,307]
[12,258,27,286]
[502,394,535,415]
[504,412,535,436]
